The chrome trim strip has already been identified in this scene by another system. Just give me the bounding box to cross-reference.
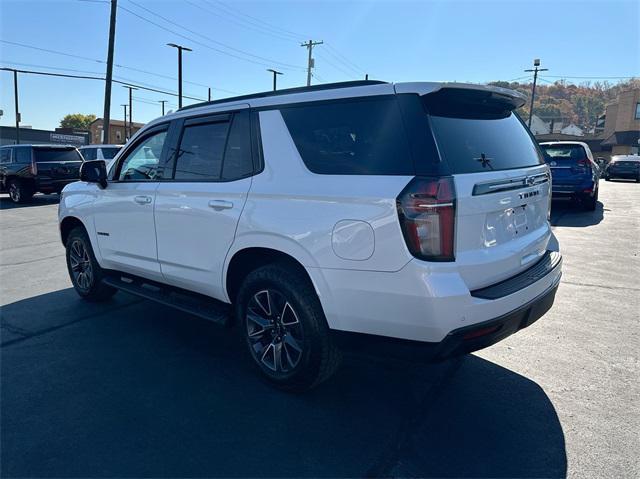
[473,172,549,196]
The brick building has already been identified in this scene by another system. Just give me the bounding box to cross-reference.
[89,118,144,145]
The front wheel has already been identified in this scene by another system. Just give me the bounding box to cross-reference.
[236,263,341,392]
[65,227,116,302]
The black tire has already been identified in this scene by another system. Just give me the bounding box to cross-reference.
[8,179,33,204]
[236,262,341,392]
[583,190,597,211]
[65,226,117,302]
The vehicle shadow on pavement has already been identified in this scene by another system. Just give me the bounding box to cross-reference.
[0,193,60,210]
[1,290,566,478]
[551,200,604,227]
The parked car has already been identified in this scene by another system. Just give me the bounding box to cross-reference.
[604,155,640,182]
[78,144,122,162]
[59,81,562,391]
[0,144,84,203]
[539,141,600,210]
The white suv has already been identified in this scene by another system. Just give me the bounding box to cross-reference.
[59,81,562,391]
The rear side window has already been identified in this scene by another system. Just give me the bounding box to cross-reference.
[174,121,229,180]
[80,148,97,161]
[222,111,253,180]
[101,147,121,160]
[0,149,11,163]
[33,148,82,163]
[281,97,414,175]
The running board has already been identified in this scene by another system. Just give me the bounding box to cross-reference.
[102,273,230,325]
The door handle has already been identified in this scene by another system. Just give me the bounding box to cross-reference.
[134,195,152,205]
[208,200,233,211]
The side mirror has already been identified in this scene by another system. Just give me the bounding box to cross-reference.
[80,160,108,189]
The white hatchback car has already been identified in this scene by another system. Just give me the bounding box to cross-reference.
[59,80,562,391]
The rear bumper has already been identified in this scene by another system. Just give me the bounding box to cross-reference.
[36,178,78,193]
[334,279,559,362]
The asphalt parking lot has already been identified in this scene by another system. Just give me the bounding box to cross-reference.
[1,180,638,478]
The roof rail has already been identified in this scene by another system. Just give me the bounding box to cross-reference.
[178,80,388,111]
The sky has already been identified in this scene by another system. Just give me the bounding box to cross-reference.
[1,0,638,131]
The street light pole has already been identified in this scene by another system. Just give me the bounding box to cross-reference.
[122,85,137,140]
[159,100,167,115]
[525,59,548,129]
[121,104,128,140]
[13,70,20,144]
[267,69,283,91]
[167,43,192,108]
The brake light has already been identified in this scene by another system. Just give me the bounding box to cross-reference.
[396,177,456,262]
[30,159,37,175]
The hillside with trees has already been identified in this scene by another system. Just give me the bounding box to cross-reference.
[488,78,639,132]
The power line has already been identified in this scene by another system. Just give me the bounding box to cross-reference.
[0,66,208,102]
[206,0,305,40]
[315,52,359,80]
[0,39,235,93]
[543,75,637,79]
[121,0,305,71]
[186,0,297,42]
[324,43,367,76]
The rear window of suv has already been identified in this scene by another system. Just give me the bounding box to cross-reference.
[34,148,82,162]
[423,90,543,174]
[280,96,414,175]
[541,144,587,163]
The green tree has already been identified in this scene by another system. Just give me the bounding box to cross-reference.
[59,113,97,130]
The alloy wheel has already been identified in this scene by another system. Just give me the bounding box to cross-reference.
[9,183,20,203]
[69,239,93,291]
[246,289,304,374]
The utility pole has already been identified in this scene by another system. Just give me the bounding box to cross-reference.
[365,74,369,80]
[524,58,548,129]
[159,100,167,115]
[301,39,323,86]
[122,85,137,140]
[208,87,211,102]
[13,70,20,144]
[120,104,128,140]
[102,0,118,145]
[267,69,283,91]
[167,43,192,108]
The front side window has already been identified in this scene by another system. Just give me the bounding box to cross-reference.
[281,97,414,175]
[15,147,31,163]
[174,121,229,181]
[118,130,167,181]
[635,102,640,120]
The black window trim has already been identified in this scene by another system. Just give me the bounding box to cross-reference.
[111,122,171,182]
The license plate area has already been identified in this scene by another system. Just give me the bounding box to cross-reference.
[484,205,531,247]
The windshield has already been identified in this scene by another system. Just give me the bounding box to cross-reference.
[33,148,82,162]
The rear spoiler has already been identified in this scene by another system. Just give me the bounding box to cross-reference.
[394,82,527,111]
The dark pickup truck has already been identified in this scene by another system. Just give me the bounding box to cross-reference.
[0,144,83,203]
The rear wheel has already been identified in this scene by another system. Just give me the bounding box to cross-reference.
[236,263,341,392]
[583,189,598,211]
[8,179,33,204]
[65,227,116,302]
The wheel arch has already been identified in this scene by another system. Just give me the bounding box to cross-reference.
[60,216,88,246]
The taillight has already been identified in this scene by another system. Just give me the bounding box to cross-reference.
[576,159,589,166]
[30,159,37,175]
[396,177,456,262]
